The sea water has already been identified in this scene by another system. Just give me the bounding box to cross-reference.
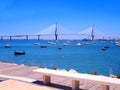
[0,40,120,76]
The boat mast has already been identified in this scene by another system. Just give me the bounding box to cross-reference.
[55,22,58,40]
[91,25,95,40]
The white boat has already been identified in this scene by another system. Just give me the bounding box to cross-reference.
[116,43,120,46]
[34,42,40,45]
[76,43,81,46]
[63,43,69,46]
[48,41,56,45]
[115,41,119,44]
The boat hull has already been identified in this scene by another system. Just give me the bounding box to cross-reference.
[14,51,25,55]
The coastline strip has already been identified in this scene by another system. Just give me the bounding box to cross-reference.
[0,62,120,90]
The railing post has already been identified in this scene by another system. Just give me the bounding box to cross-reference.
[43,75,51,84]
[102,84,109,90]
[72,80,79,90]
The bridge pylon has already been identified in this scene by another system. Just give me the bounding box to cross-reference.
[91,25,95,40]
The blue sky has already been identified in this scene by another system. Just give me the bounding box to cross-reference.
[0,0,120,38]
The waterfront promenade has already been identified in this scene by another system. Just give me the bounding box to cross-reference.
[0,62,120,90]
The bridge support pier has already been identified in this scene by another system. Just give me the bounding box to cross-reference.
[10,36,12,40]
[38,35,40,40]
[26,35,28,40]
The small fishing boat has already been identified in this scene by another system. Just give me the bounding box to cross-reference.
[14,51,25,55]
[58,47,62,50]
[101,46,110,50]
[48,41,56,45]
[63,43,69,46]
[40,46,47,48]
[34,42,40,45]
[5,44,11,48]
[116,43,120,46]
[101,47,106,50]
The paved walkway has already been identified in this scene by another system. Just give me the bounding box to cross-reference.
[0,62,120,90]
[0,79,61,90]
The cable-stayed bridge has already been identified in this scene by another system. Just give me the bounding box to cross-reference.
[78,26,106,40]
[0,23,106,40]
[36,23,107,40]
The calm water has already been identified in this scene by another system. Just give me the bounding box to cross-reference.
[0,40,120,76]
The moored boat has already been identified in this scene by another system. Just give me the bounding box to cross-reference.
[63,43,69,46]
[40,46,47,48]
[101,47,106,50]
[101,46,109,50]
[76,43,81,46]
[5,44,11,48]
[48,41,56,45]
[14,51,25,55]
[58,47,62,50]
[34,42,40,45]
[116,43,120,46]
